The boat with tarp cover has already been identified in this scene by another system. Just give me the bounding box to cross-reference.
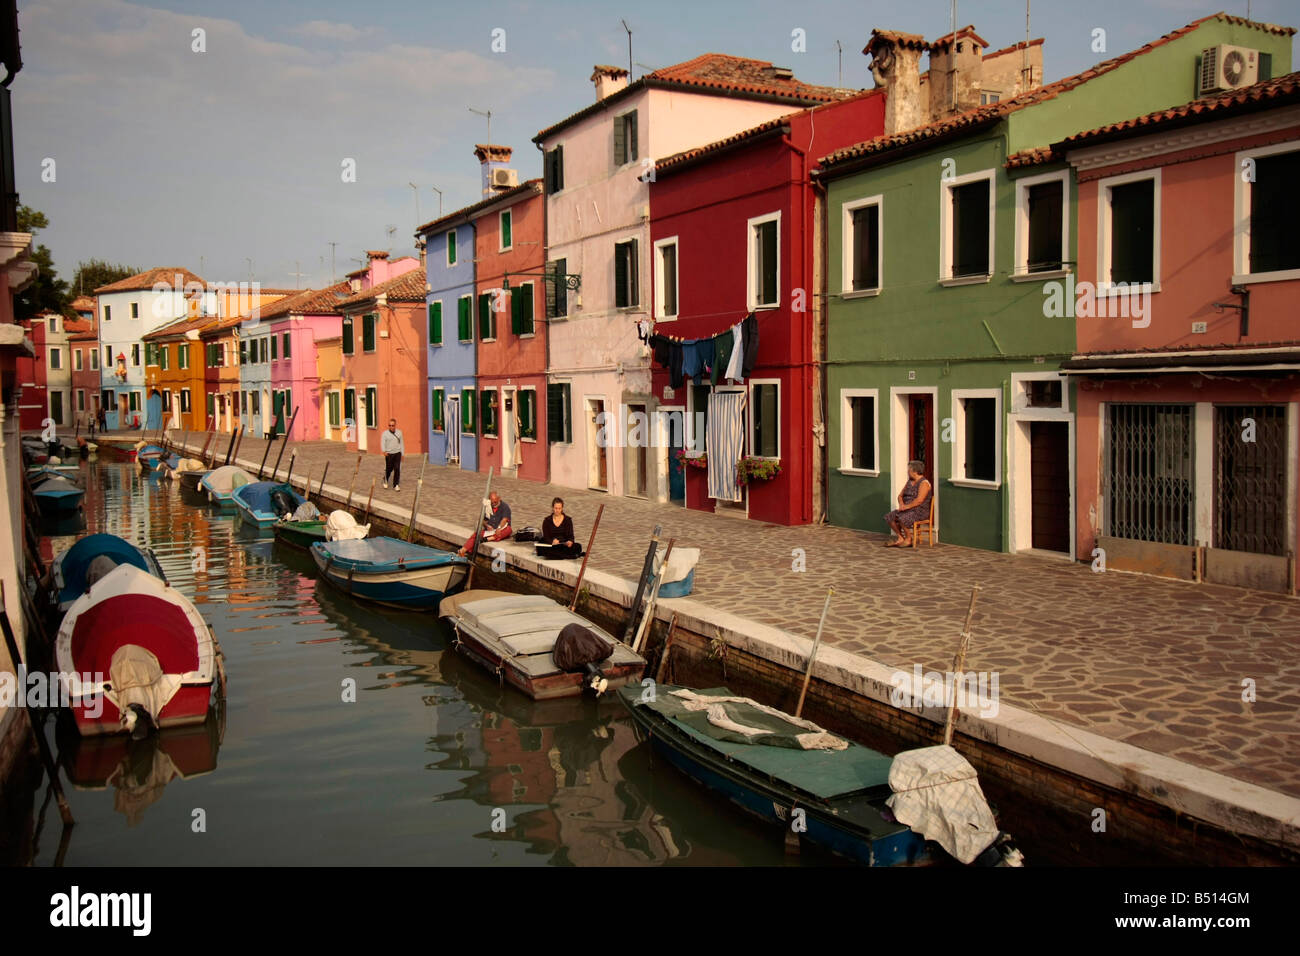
[55,563,220,737]
[312,537,468,610]
[232,481,305,530]
[619,683,1023,867]
[199,465,253,511]
[49,532,166,614]
[32,473,85,515]
[439,590,646,700]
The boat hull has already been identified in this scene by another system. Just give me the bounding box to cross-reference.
[313,554,468,610]
[36,490,85,515]
[453,630,644,700]
[69,683,212,736]
[273,520,327,550]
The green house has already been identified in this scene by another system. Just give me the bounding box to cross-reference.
[818,14,1293,554]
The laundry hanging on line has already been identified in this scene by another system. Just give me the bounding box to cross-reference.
[648,313,760,387]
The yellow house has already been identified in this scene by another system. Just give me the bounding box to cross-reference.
[316,335,345,442]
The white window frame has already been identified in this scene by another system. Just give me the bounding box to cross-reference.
[685,383,709,456]
[1233,140,1300,285]
[747,212,781,311]
[748,378,781,461]
[1012,169,1071,281]
[131,344,140,367]
[458,294,473,342]
[654,236,679,321]
[431,386,445,433]
[76,389,85,412]
[74,347,83,371]
[839,387,881,476]
[950,387,1003,488]
[1096,167,1161,295]
[1009,371,1070,418]
[131,302,139,319]
[939,168,996,285]
[103,306,111,322]
[429,298,445,346]
[499,210,513,252]
[90,348,98,370]
[841,195,884,296]
[519,385,538,442]
[180,388,192,413]
[47,347,61,370]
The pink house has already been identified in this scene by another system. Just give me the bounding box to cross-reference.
[257,283,352,441]
[1058,73,1300,593]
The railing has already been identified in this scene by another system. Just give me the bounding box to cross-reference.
[1105,403,1193,546]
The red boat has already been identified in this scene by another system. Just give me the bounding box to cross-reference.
[55,563,219,736]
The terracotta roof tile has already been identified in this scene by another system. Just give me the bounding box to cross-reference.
[1004,146,1057,169]
[335,268,429,308]
[142,313,218,340]
[251,282,352,321]
[94,266,206,294]
[415,179,542,236]
[70,295,95,312]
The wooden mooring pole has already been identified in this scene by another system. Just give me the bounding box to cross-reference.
[794,588,834,720]
[942,585,982,747]
[569,503,604,611]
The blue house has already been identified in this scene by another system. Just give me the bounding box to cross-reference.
[418,214,477,471]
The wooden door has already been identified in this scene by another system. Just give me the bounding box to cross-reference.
[907,395,934,483]
[1030,421,1070,552]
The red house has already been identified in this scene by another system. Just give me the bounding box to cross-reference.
[648,89,885,525]
[15,313,48,430]
[1059,73,1300,593]
[470,164,548,481]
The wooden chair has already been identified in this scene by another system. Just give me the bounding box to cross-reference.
[911,493,936,548]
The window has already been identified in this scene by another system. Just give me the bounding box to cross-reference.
[510,283,534,336]
[144,343,155,366]
[1098,170,1160,290]
[90,349,98,370]
[547,259,568,318]
[429,301,443,346]
[500,210,513,250]
[239,338,248,364]
[162,390,172,412]
[1106,404,1192,545]
[271,334,278,361]
[748,213,779,308]
[131,344,140,367]
[50,391,63,425]
[161,346,170,370]
[104,345,112,367]
[103,305,111,322]
[103,389,114,410]
[952,389,1001,486]
[1236,144,1300,280]
[131,303,138,319]
[1019,176,1065,274]
[655,239,678,319]
[283,333,291,359]
[546,383,571,443]
[942,171,994,281]
[840,390,878,473]
[343,388,355,426]
[478,292,496,341]
[519,388,536,439]
[73,349,82,371]
[342,316,354,354]
[457,296,473,341]
[750,381,780,458]
[614,239,638,309]
[481,389,498,437]
[76,389,85,412]
[362,313,377,352]
[328,391,341,428]
[180,389,192,412]
[49,347,61,370]
[842,197,882,293]
[545,145,564,194]
[431,388,444,431]
[614,110,638,166]
[687,384,711,454]
[980,91,1000,105]
[206,392,215,417]
[179,344,189,369]
[365,385,378,428]
[447,229,457,266]
[128,391,140,412]
[462,387,476,433]
[250,390,261,415]
[49,316,59,334]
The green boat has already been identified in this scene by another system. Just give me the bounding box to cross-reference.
[273,519,328,550]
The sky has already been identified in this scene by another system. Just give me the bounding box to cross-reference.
[13,0,1298,293]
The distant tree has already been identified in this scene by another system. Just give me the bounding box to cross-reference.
[14,205,69,320]
[71,258,142,297]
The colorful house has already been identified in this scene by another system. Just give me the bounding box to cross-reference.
[67,311,98,428]
[14,312,48,430]
[1056,72,1300,592]
[535,57,857,499]
[317,335,344,442]
[334,252,426,455]
[648,88,887,525]
[469,163,547,481]
[254,282,350,442]
[200,315,243,433]
[143,314,211,431]
[816,15,1293,555]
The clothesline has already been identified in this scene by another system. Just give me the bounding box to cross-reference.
[636,310,773,343]
[647,313,761,389]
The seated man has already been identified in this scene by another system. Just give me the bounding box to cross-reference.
[458,491,512,556]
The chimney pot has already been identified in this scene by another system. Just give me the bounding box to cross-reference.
[591,64,630,101]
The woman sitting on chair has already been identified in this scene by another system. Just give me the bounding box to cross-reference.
[884,460,932,548]
[537,497,583,560]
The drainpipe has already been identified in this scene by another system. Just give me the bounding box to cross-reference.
[811,173,830,525]
[536,142,551,483]
[785,129,818,526]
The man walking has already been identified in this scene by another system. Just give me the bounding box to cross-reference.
[382,417,404,491]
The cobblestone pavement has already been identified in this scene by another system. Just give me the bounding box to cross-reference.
[140,433,1300,798]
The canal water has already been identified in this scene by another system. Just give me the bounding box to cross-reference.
[17,459,845,866]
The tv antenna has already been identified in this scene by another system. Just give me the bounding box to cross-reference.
[468,107,492,145]
[836,40,843,88]
[622,20,633,79]
[288,260,308,289]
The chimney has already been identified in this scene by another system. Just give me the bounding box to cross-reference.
[928,26,984,118]
[474,144,517,197]
[865,30,928,137]
[591,64,629,101]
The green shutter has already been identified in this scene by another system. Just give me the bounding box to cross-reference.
[366,386,377,427]
[501,211,512,248]
[462,388,475,433]
[614,114,626,165]
[429,301,442,345]
[478,293,493,340]
[481,390,496,437]
[271,335,277,360]
[458,297,472,341]
[614,244,628,308]
[344,388,355,423]
[520,284,534,335]
[628,110,638,161]
[363,313,376,351]
[447,230,457,264]
[283,333,291,359]
[510,288,522,335]
[547,383,571,444]
[432,389,444,430]
[342,317,353,354]
[520,390,535,439]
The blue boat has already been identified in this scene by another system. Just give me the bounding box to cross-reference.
[199,465,254,511]
[232,481,306,530]
[137,444,168,471]
[311,537,469,610]
[33,475,85,516]
[619,684,1023,867]
[50,532,166,613]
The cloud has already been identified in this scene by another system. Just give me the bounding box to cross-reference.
[291,20,378,43]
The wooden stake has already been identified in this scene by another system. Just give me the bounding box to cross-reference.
[222,425,239,465]
[632,538,675,656]
[344,454,362,511]
[794,588,834,720]
[569,503,604,611]
[403,459,428,541]
[303,465,315,500]
[362,478,376,524]
[942,585,981,747]
[465,468,495,589]
[256,434,272,479]
[230,425,245,467]
[317,461,329,499]
[283,449,296,487]
[655,612,680,683]
[269,405,299,480]
[622,527,662,644]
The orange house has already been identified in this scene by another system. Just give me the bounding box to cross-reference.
[143,314,212,432]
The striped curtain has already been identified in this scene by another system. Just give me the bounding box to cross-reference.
[707,390,746,502]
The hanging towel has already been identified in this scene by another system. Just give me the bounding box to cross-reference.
[741,312,760,378]
[682,340,710,385]
[706,390,746,502]
[712,328,736,385]
[723,323,744,381]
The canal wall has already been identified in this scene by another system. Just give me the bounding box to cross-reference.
[146,437,1300,864]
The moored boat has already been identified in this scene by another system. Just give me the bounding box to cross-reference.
[198,465,254,511]
[136,444,168,472]
[232,481,305,530]
[439,590,646,700]
[32,474,85,515]
[274,508,370,551]
[312,537,468,610]
[55,563,219,737]
[618,683,1023,867]
[50,532,166,614]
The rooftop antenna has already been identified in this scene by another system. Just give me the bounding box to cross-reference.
[385,225,397,254]
[408,182,420,228]
[1023,0,1032,89]
[328,241,337,285]
[289,260,307,289]
[430,185,444,219]
[950,0,958,113]
[622,20,633,79]
[245,257,253,281]
[836,40,842,88]
[468,106,492,146]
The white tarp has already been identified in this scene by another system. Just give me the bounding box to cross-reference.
[886,745,1000,864]
[654,546,700,585]
[325,509,369,541]
[107,644,182,732]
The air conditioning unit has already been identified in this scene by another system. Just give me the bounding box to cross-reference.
[491,168,519,188]
[1199,45,1259,96]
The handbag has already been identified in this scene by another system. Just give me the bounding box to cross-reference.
[513,527,541,542]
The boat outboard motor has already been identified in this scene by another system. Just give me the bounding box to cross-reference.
[553,623,614,696]
[123,702,157,741]
[85,554,120,590]
[270,488,299,519]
